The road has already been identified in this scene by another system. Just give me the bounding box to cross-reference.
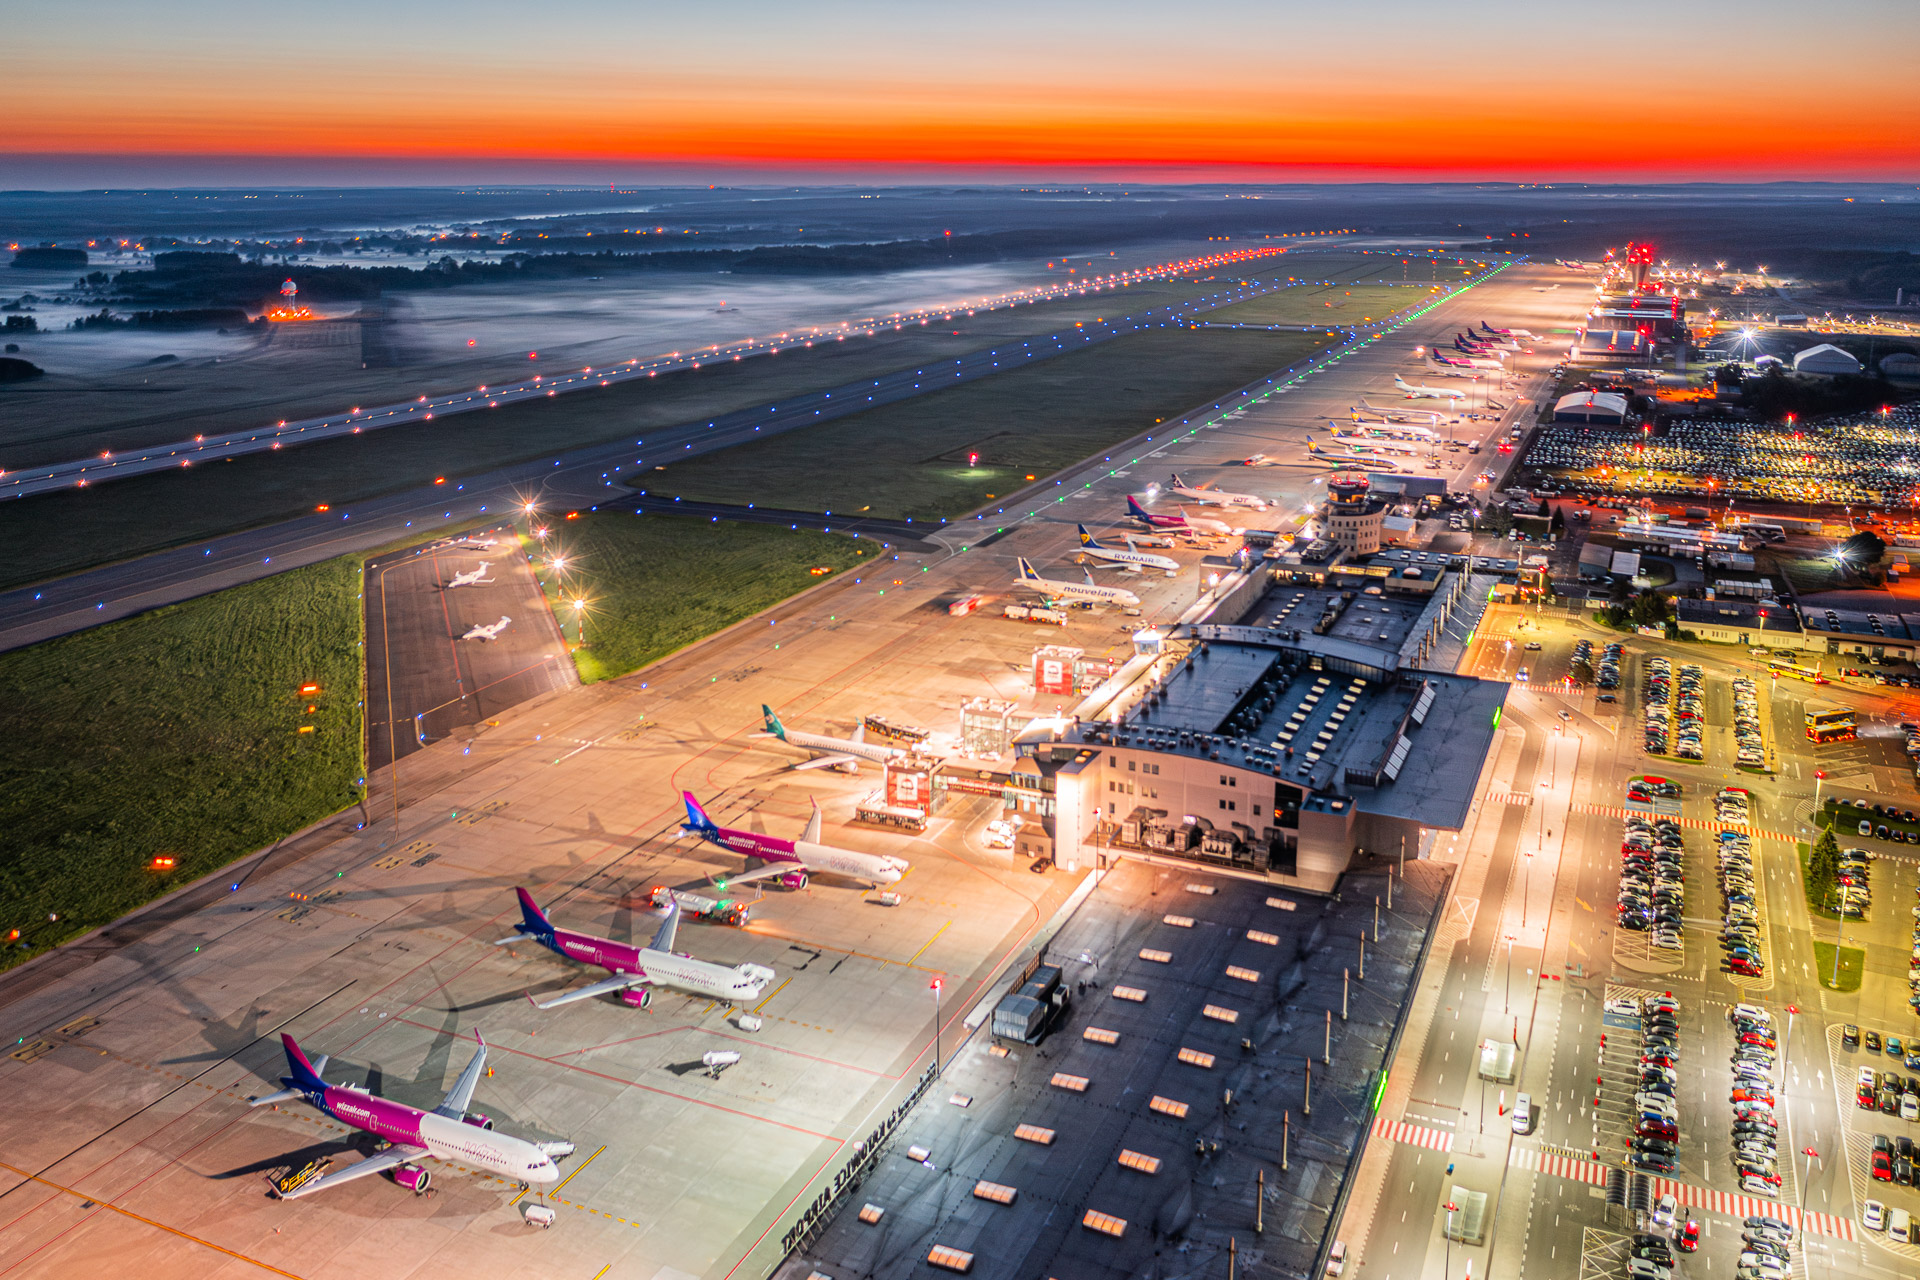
[1343,601,1920,1280]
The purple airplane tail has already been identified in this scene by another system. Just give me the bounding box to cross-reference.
[681,791,718,838]
[279,1034,330,1094]
[514,887,556,940]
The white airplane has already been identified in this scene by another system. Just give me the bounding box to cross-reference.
[1076,525,1178,575]
[443,562,494,589]
[1393,376,1467,402]
[760,704,906,772]
[1356,400,1447,426]
[247,1031,572,1200]
[1163,473,1268,510]
[1014,557,1141,608]
[1342,416,1437,441]
[462,616,511,641]
[682,793,908,888]
[1329,429,1423,456]
[1306,437,1404,471]
[1427,348,1502,374]
[506,892,776,1010]
[1126,494,1234,538]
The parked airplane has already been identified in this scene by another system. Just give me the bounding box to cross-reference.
[1306,437,1404,471]
[1162,473,1269,510]
[444,562,494,589]
[1014,557,1142,607]
[1356,400,1448,426]
[1393,376,1467,402]
[1427,347,1502,372]
[247,1032,572,1199]
[504,890,776,1009]
[462,616,512,641]
[759,704,906,772]
[1328,429,1424,456]
[1421,354,1480,379]
[1126,495,1232,538]
[1479,321,1512,335]
[681,792,907,887]
[1076,525,1179,575]
[1343,416,1438,441]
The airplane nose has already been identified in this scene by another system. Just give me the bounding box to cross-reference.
[531,1163,560,1184]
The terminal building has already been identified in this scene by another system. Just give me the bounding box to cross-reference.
[1003,551,1509,893]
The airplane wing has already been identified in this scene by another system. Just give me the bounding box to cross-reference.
[530,972,645,1010]
[649,898,682,953]
[275,1144,429,1199]
[801,799,823,845]
[792,752,858,771]
[715,862,796,888]
[433,1033,487,1119]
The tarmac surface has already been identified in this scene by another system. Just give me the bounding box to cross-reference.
[363,532,574,771]
[0,258,1577,1280]
[780,857,1452,1280]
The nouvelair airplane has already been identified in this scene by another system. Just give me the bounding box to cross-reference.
[1077,525,1178,575]
[1014,557,1141,608]
[1163,473,1269,510]
[248,1031,573,1199]
[1393,376,1467,402]
[444,562,494,588]
[462,615,511,641]
[505,891,776,1010]
[681,792,907,887]
[1126,495,1233,537]
[759,704,906,772]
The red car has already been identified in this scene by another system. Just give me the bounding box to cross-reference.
[1732,1087,1774,1104]
[1677,1221,1700,1253]
[1872,1151,1893,1181]
[1729,958,1763,976]
[1637,1121,1678,1141]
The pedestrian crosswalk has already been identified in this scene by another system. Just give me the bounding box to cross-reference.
[1371,1116,1455,1152]
[1507,1144,1856,1241]
[1578,804,1792,843]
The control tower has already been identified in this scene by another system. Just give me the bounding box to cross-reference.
[1323,471,1386,556]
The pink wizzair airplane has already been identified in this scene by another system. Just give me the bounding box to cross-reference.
[680,791,907,889]
[502,889,777,1010]
[1125,493,1232,538]
[247,1031,573,1199]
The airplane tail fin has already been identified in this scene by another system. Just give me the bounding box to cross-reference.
[514,887,556,941]
[1016,557,1039,580]
[278,1033,330,1096]
[761,704,786,740]
[1077,523,1101,549]
[680,791,717,839]
[1126,495,1151,520]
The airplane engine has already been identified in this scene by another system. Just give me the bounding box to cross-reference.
[620,986,653,1009]
[462,1112,495,1130]
[779,869,809,890]
[836,760,860,774]
[392,1165,432,1194]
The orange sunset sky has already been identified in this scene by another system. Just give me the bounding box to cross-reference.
[8,0,1918,184]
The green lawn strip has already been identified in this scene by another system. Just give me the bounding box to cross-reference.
[0,276,1234,591]
[536,512,878,684]
[1796,841,1851,922]
[0,556,365,970]
[1204,282,1440,328]
[1822,797,1919,838]
[646,327,1334,521]
[1812,941,1866,992]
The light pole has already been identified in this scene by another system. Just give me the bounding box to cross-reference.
[1445,1200,1458,1280]
[1504,935,1516,1014]
[930,976,943,1076]
[1799,1147,1819,1212]
[1781,1005,1796,1101]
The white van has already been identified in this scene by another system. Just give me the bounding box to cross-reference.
[1512,1093,1533,1134]
[1892,1207,1912,1243]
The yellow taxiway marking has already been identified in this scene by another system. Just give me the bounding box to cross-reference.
[905,920,951,969]
[751,976,793,1015]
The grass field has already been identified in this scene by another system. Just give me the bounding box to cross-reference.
[647,326,1333,519]
[1203,282,1438,328]
[1812,941,1865,992]
[0,275,1246,591]
[0,556,365,969]
[539,512,875,684]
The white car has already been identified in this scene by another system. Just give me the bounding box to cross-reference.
[1653,1193,1677,1227]
[1864,1199,1886,1231]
